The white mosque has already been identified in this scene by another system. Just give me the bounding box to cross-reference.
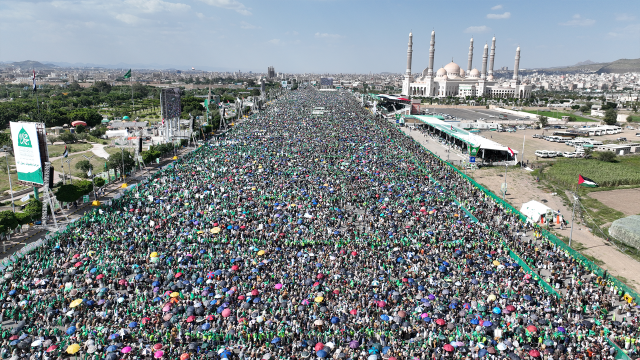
[401,31,532,99]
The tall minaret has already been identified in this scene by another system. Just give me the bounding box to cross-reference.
[481,43,488,80]
[402,32,413,96]
[467,37,474,74]
[513,46,521,81]
[427,30,435,77]
[488,37,496,80]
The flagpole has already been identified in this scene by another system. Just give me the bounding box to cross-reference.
[569,183,578,248]
[131,73,134,115]
[521,134,525,169]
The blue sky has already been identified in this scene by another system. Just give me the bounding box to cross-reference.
[1,0,638,73]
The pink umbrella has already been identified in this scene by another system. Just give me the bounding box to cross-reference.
[162,305,171,312]
[154,350,164,358]
[302,299,310,305]
[251,289,259,296]
[421,313,429,318]
[221,309,231,318]
[350,309,357,315]
[314,343,324,352]
[122,347,132,354]
[275,283,283,290]
[377,301,386,308]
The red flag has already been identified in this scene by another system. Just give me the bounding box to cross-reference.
[507,147,515,157]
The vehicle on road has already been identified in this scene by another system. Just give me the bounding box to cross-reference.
[535,150,551,158]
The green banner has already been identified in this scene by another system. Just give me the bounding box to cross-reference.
[469,146,480,157]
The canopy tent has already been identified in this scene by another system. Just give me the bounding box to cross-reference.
[412,115,518,163]
[520,200,559,224]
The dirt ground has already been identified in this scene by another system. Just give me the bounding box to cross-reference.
[485,128,639,165]
[472,166,640,291]
[589,188,640,216]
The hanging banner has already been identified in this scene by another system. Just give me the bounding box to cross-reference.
[10,122,44,185]
[469,146,480,157]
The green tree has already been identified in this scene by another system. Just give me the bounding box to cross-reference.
[0,210,19,234]
[0,132,11,147]
[76,180,93,195]
[55,184,81,203]
[59,132,77,143]
[93,81,112,94]
[603,108,618,125]
[94,177,105,188]
[627,115,633,123]
[598,151,617,162]
[75,160,93,173]
[75,124,85,134]
[48,136,59,145]
[107,150,135,175]
[538,115,549,128]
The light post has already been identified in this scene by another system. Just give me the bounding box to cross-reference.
[80,154,97,201]
[2,147,15,212]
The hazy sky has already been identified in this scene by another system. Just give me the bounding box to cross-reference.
[1,0,639,73]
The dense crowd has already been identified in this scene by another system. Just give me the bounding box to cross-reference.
[0,87,637,360]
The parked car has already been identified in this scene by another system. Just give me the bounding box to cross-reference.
[532,134,542,138]
[563,152,576,158]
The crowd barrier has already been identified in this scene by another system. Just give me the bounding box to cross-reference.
[394,124,640,305]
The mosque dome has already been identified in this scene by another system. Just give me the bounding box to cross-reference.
[459,69,465,77]
[444,62,460,76]
[469,68,480,78]
[436,68,446,77]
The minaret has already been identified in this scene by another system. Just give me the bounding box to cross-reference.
[467,38,474,74]
[402,32,413,96]
[488,37,496,79]
[427,30,435,77]
[513,46,521,81]
[481,43,488,80]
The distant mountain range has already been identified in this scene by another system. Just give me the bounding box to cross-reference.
[536,58,640,74]
[0,60,59,69]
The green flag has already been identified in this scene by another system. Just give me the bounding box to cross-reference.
[124,69,132,79]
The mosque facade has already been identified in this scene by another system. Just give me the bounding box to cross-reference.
[401,31,532,99]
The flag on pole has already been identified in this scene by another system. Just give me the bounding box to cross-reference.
[87,168,92,177]
[124,69,132,79]
[507,147,515,157]
[63,146,69,158]
[32,70,37,92]
[578,174,598,188]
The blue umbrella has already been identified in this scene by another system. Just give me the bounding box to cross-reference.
[524,295,532,301]
[9,340,18,346]
[220,350,232,359]
[66,326,76,335]
[423,317,431,323]
[493,307,501,314]
[380,314,390,321]
[108,334,119,340]
[317,350,328,358]
[483,321,493,327]
[478,349,488,357]
[106,345,117,352]
[129,322,138,328]
[330,316,340,324]
[470,318,479,325]
[271,337,281,344]
[201,323,211,330]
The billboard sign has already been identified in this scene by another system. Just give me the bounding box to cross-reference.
[469,156,476,163]
[10,122,44,185]
[320,77,333,86]
[160,88,182,120]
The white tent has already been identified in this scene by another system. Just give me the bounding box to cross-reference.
[520,200,558,223]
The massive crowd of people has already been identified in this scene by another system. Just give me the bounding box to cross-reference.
[0,86,637,360]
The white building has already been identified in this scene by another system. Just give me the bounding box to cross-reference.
[401,32,532,99]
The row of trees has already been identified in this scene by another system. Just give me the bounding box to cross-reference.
[0,199,44,233]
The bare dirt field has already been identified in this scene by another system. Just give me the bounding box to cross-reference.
[483,128,639,165]
[472,166,640,291]
[589,188,640,216]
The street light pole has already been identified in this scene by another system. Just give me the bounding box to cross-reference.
[4,150,15,212]
[81,154,97,201]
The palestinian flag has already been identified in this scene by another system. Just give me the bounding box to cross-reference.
[578,174,598,188]
[63,146,68,158]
